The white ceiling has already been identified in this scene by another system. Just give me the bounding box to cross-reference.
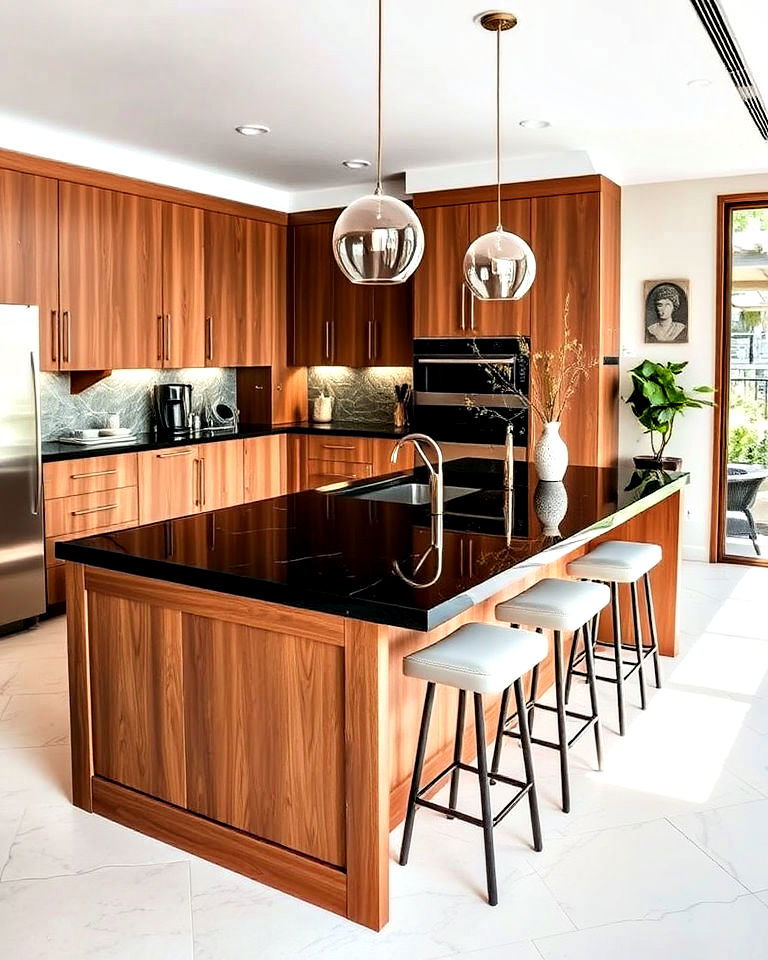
[0,0,766,210]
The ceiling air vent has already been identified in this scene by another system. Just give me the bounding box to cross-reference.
[688,0,768,140]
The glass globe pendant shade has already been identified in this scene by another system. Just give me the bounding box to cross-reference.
[332,193,425,284]
[463,228,536,300]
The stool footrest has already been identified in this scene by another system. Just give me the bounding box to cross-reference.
[502,700,597,754]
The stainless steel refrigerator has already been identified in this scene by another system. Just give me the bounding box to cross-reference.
[0,305,46,633]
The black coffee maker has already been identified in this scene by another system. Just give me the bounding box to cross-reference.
[153,383,192,437]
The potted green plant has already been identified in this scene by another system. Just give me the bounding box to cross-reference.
[625,360,713,470]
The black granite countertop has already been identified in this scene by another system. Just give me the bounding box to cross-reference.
[56,458,688,631]
[42,420,409,462]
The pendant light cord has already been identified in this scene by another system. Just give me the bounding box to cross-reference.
[496,24,502,231]
[375,0,383,195]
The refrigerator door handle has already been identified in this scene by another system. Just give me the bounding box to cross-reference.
[30,350,42,516]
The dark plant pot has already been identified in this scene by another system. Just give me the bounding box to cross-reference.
[633,454,682,471]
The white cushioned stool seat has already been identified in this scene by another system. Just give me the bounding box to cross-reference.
[403,623,548,695]
[567,541,662,583]
[496,578,610,633]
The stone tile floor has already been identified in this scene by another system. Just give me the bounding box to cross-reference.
[0,561,767,958]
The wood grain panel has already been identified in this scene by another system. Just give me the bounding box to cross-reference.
[162,202,205,367]
[413,174,609,209]
[46,519,138,567]
[291,221,334,364]
[58,181,113,370]
[46,563,66,606]
[92,778,346,918]
[44,486,139,537]
[467,199,532,336]
[243,434,287,501]
[0,169,59,370]
[413,204,469,337]
[371,280,412,365]
[344,619,389,931]
[198,439,244,512]
[84,567,344,645]
[65,563,92,810]
[306,459,373,487]
[88,592,186,806]
[306,435,373,463]
[137,446,198,524]
[183,615,346,866]
[370,438,413,477]
[44,453,138,500]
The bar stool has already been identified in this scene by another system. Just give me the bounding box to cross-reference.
[493,579,610,813]
[564,540,662,736]
[399,622,548,906]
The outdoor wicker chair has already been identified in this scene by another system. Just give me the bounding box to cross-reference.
[727,466,768,556]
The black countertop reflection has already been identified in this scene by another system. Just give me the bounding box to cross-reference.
[56,459,688,631]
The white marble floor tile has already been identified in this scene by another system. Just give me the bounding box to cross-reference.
[530,818,743,929]
[0,657,68,695]
[671,798,768,892]
[434,944,543,960]
[0,805,23,875]
[668,632,768,698]
[0,745,71,810]
[0,693,8,717]
[757,889,768,907]
[2,803,191,881]
[722,723,768,795]
[0,862,193,960]
[0,692,69,748]
[533,893,768,960]
[0,619,66,661]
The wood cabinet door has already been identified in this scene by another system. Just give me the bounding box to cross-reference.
[467,199,532,337]
[111,191,164,369]
[413,204,470,337]
[58,182,113,370]
[199,439,244,512]
[243,434,286,501]
[0,170,59,371]
[162,203,205,367]
[333,271,372,366]
[531,192,601,464]
[88,591,186,806]
[204,212,273,367]
[371,281,412,365]
[137,446,199,524]
[291,221,334,365]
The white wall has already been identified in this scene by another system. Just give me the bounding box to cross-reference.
[620,172,768,561]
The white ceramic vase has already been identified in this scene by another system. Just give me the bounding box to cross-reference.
[534,421,568,481]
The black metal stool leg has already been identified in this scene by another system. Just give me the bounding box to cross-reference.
[644,572,662,689]
[582,615,603,771]
[564,626,580,705]
[528,627,543,734]
[553,630,571,814]
[399,682,436,866]
[490,685,511,781]
[610,582,626,736]
[447,689,467,817]
[473,693,498,906]
[514,677,543,852]
[630,581,648,710]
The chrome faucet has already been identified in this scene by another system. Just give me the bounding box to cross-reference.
[391,433,444,515]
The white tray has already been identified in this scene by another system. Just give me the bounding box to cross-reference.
[56,435,138,447]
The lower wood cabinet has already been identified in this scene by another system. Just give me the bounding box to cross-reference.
[243,434,287,501]
[197,440,244,512]
[138,446,200,524]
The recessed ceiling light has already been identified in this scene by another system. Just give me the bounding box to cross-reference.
[687,78,712,89]
[342,159,371,169]
[519,119,551,129]
[235,124,270,136]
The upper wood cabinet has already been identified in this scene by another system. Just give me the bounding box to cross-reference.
[413,204,470,337]
[291,213,412,367]
[0,170,59,371]
[162,203,205,368]
[204,212,279,367]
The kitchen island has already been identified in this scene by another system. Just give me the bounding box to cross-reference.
[57,457,687,931]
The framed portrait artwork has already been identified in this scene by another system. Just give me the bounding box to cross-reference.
[643,280,689,344]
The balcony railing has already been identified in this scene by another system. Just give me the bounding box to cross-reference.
[731,377,768,417]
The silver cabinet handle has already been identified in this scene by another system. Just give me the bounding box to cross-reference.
[468,538,475,576]
[205,316,214,361]
[321,443,355,451]
[324,321,330,361]
[469,290,476,331]
[156,449,194,458]
[30,351,41,516]
[367,319,373,361]
[460,285,466,331]
[70,469,118,480]
[71,503,117,517]
[164,313,171,362]
[62,310,71,363]
[200,457,206,507]
[330,320,335,361]
[51,310,59,364]
[157,315,164,361]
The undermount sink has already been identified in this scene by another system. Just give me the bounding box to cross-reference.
[348,481,480,506]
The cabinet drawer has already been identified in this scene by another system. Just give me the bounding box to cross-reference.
[306,435,372,463]
[45,486,139,538]
[306,459,372,488]
[45,519,138,567]
[44,453,138,500]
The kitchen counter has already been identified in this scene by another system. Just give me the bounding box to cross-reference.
[60,457,687,932]
[42,420,409,462]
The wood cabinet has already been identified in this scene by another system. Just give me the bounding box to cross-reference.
[137,446,200,524]
[291,213,412,367]
[197,439,244,512]
[243,435,287,501]
[0,170,59,371]
[204,212,278,366]
[162,203,205,368]
[413,204,470,337]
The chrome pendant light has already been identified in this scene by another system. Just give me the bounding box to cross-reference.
[463,12,536,301]
[333,0,424,284]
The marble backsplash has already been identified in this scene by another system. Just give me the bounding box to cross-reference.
[307,366,413,425]
[40,368,236,441]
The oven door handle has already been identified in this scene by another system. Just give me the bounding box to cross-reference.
[416,357,519,365]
